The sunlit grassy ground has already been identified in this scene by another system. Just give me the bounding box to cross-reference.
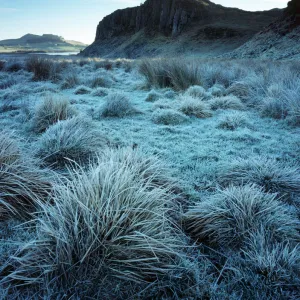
[0,56,299,299]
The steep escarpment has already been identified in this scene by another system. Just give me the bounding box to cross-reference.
[225,0,300,59]
[82,0,281,58]
[95,0,212,39]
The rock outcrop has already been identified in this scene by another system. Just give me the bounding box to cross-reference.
[95,0,212,39]
[225,0,300,59]
[287,0,300,23]
[82,0,282,58]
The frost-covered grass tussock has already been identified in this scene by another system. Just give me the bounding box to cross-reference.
[35,116,110,169]
[0,131,50,218]
[179,96,212,118]
[31,95,78,133]
[98,93,138,118]
[183,184,299,248]
[3,148,184,296]
[0,55,299,299]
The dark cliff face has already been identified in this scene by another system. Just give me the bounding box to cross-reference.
[286,0,300,25]
[95,0,214,40]
[287,0,300,15]
[259,0,300,35]
[82,0,282,57]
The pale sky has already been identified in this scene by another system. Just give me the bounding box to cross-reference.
[0,0,288,44]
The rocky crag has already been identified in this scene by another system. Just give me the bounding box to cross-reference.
[225,0,300,59]
[82,0,281,58]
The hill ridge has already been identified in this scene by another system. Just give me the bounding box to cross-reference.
[82,0,282,58]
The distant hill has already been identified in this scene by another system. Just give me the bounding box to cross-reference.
[0,34,87,53]
[82,0,282,58]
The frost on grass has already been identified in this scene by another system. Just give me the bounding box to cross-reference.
[60,74,80,89]
[152,109,189,125]
[183,184,299,249]
[242,232,300,293]
[26,57,65,82]
[5,61,24,73]
[91,87,109,97]
[217,111,249,130]
[185,85,207,99]
[139,58,202,90]
[1,57,300,299]
[74,85,92,95]
[153,98,174,110]
[0,75,17,90]
[0,131,50,218]
[94,59,113,70]
[5,148,184,296]
[0,60,6,71]
[218,156,300,199]
[99,93,137,118]
[209,95,245,110]
[208,84,225,97]
[163,89,177,99]
[35,116,109,169]
[179,96,212,118]
[90,76,114,88]
[226,81,251,100]
[224,229,300,298]
[261,97,288,120]
[145,90,161,102]
[31,95,78,133]
[260,81,300,126]
[261,93,300,126]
